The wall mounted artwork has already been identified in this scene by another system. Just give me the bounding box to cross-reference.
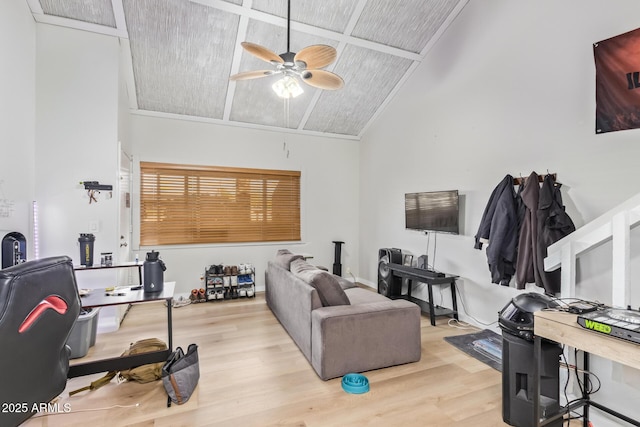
[594,27,640,134]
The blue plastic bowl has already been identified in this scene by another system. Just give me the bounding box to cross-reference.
[341,373,369,394]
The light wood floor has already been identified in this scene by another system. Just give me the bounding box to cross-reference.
[23,292,512,427]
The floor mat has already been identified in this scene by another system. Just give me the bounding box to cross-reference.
[444,329,502,372]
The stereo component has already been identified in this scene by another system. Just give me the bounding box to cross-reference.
[377,248,402,297]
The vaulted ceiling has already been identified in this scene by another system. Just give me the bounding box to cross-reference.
[26,0,467,139]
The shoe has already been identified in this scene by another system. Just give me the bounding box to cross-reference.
[190,289,199,302]
[172,296,191,308]
[231,275,238,286]
[198,288,206,302]
[231,288,239,299]
[231,265,238,275]
[223,276,230,287]
[223,265,230,275]
[245,263,253,274]
[247,286,255,297]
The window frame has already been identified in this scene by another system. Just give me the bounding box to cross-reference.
[139,161,301,246]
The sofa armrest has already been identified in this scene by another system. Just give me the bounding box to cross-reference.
[310,299,421,380]
[265,261,321,361]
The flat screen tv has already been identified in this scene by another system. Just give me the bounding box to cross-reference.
[405,190,459,234]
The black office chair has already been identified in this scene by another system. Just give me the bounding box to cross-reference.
[0,256,81,427]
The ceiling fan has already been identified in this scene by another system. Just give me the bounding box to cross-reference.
[229,0,344,98]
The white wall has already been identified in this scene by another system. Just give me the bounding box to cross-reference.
[35,24,120,268]
[359,1,640,425]
[129,114,359,297]
[361,0,640,324]
[35,24,121,331]
[0,1,36,257]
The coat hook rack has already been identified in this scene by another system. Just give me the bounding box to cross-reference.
[80,181,113,204]
[512,172,557,186]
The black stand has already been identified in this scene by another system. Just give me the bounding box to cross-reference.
[533,337,640,427]
[387,263,458,326]
[332,241,344,276]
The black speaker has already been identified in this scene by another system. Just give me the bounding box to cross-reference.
[502,333,562,427]
[378,248,402,297]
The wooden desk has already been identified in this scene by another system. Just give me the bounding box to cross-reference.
[533,310,640,426]
[67,282,175,378]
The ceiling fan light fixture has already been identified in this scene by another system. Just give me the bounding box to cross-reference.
[272,75,303,99]
[229,0,343,95]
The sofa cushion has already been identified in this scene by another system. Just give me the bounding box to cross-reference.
[274,249,304,270]
[310,271,351,307]
[291,259,350,307]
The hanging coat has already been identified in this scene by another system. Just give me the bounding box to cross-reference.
[474,175,519,286]
[515,171,540,288]
[536,174,576,294]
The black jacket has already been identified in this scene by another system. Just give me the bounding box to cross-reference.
[536,175,576,294]
[474,175,519,286]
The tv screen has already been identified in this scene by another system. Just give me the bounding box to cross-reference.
[405,190,459,234]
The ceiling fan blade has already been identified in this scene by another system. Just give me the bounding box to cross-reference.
[294,45,337,69]
[241,42,284,64]
[229,70,277,81]
[300,70,344,90]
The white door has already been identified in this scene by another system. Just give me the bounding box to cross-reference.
[96,147,134,333]
[117,148,133,285]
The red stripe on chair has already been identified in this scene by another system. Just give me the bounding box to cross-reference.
[18,295,68,333]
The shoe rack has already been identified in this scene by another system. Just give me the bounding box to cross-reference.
[204,264,255,302]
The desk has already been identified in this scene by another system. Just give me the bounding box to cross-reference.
[74,262,143,286]
[533,310,640,427]
[67,282,174,378]
[387,263,459,326]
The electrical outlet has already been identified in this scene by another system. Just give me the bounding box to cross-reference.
[88,220,99,232]
[346,267,351,275]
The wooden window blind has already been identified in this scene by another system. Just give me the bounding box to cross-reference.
[140,162,301,245]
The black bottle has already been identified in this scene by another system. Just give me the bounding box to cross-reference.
[143,250,166,293]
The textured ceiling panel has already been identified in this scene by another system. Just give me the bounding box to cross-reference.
[230,19,338,128]
[123,0,239,119]
[252,0,357,33]
[240,16,339,57]
[352,0,459,53]
[40,0,116,27]
[304,44,413,136]
[29,0,467,138]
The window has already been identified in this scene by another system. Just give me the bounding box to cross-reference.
[140,162,301,245]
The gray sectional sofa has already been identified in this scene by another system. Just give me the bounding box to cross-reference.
[265,250,422,380]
